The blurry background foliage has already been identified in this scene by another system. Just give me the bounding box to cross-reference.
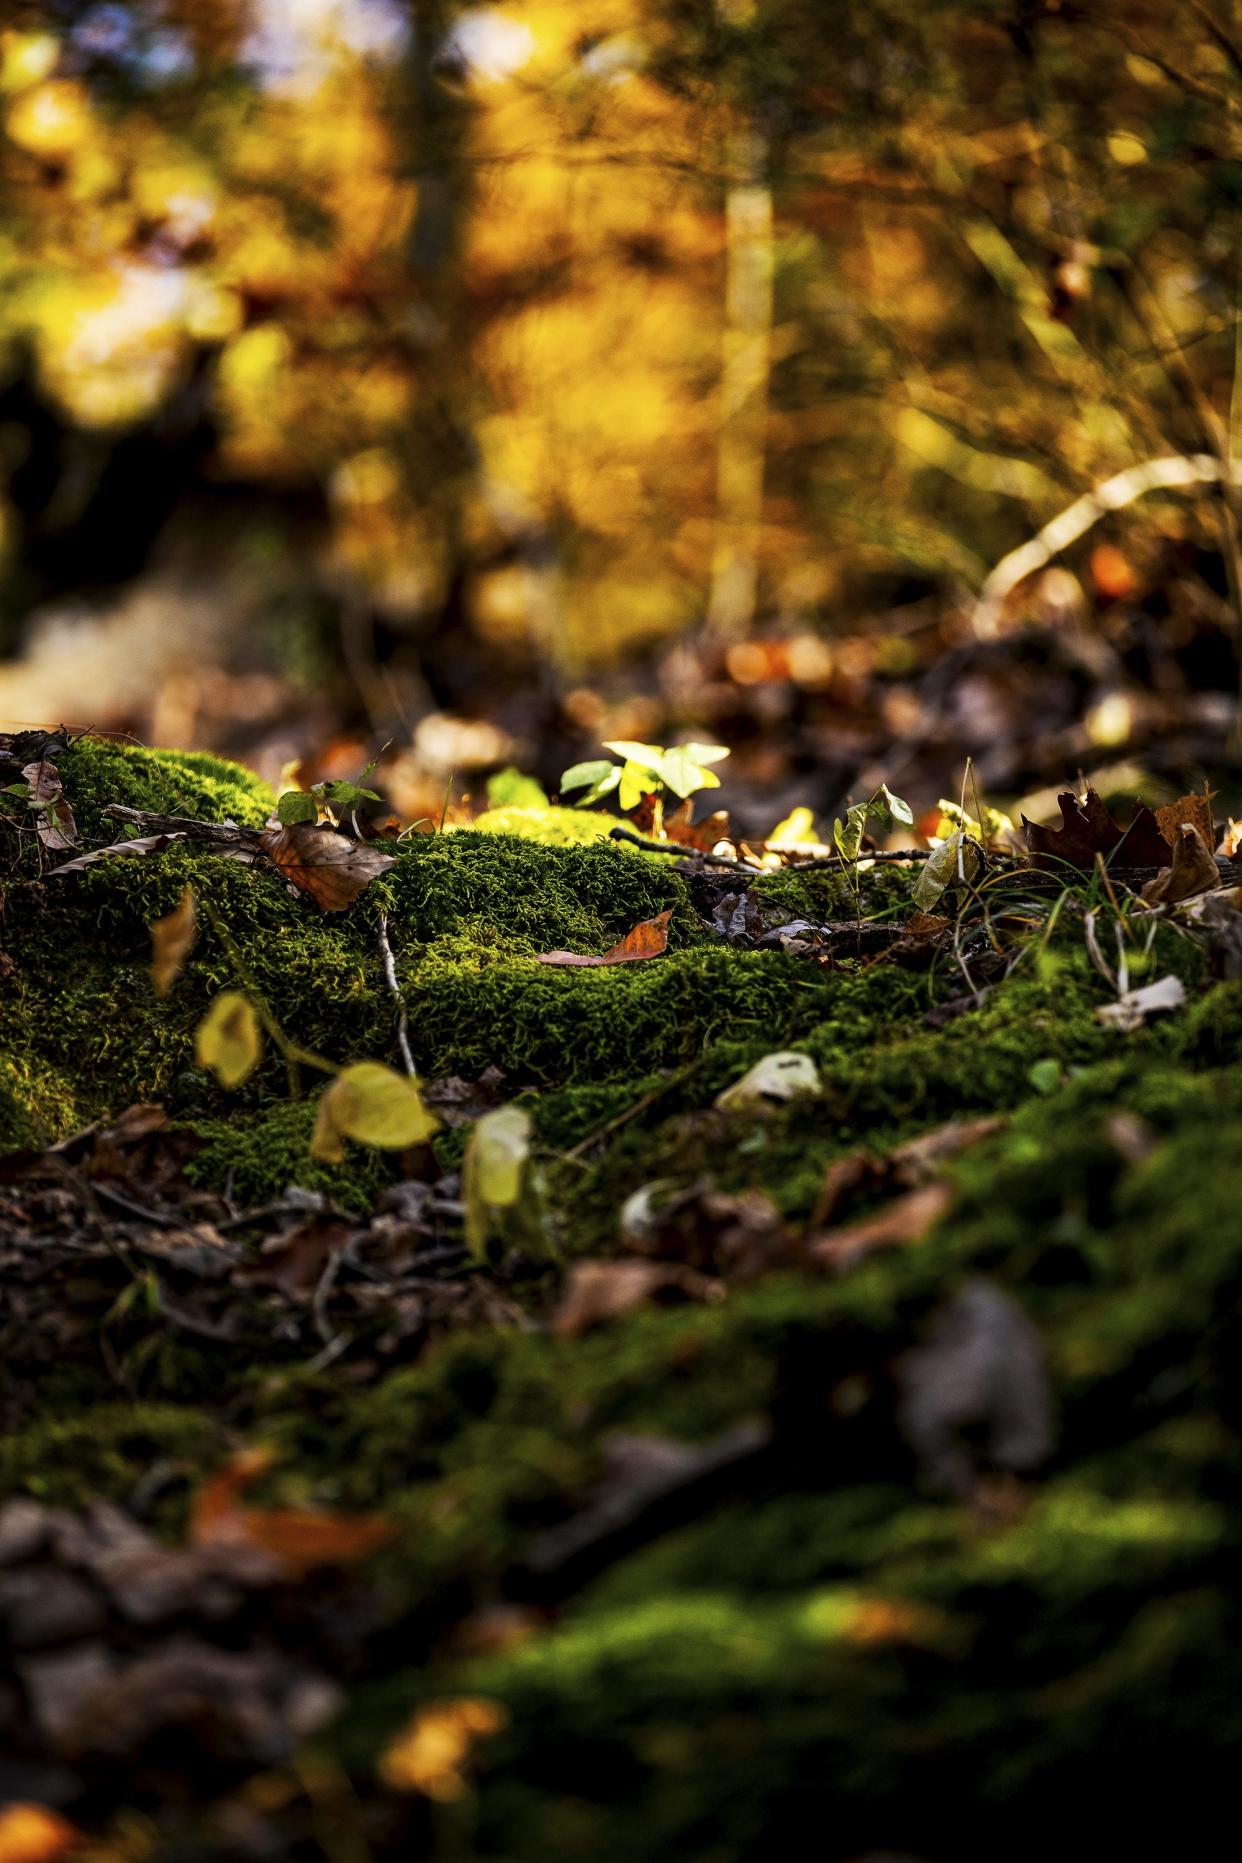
[2,0,1242,792]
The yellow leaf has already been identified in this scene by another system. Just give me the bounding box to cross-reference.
[150,885,196,997]
[464,1104,531,1256]
[379,1697,508,1800]
[310,1061,437,1163]
[767,805,818,848]
[195,991,262,1090]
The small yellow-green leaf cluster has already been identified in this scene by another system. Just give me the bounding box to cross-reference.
[464,1105,532,1257]
[310,1062,437,1163]
[196,992,262,1089]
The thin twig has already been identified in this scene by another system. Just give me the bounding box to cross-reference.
[376,910,416,1076]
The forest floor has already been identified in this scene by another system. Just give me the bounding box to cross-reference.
[2,729,1242,1862]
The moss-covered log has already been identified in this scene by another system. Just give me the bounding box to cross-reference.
[2,737,1241,1859]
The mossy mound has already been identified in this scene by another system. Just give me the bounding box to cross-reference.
[3,736,1241,1857]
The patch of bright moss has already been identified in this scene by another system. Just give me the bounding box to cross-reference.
[57,737,275,840]
[463,806,627,847]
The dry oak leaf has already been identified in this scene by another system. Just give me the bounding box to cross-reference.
[191,1445,394,1581]
[1140,822,1219,905]
[536,908,672,966]
[20,759,77,852]
[260,820,395,911]
[1022,787,1169,869]
[49,830,186,874]
[150,884,197,996]
[807,1180,953,1271]
[665,798,732,851]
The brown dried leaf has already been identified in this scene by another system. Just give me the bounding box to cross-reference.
[1022,787,1169,869]
[1141,821,1219,905]
[150,885,196,996]
[259,821,395,911]
[1154,791,1215,851]
[552,1259,719,1336]
[665,799,732,851]
[536,909,673,967]
[806,1180,953,1271]
[20,759,78,851]
[191,1446,394,1579]
[239,1216,354,1296]
[49,831,186,875]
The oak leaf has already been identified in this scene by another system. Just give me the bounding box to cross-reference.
[536,909,672,966]
[1022,787,1168,868]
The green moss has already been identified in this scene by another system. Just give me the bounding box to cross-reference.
[187,1096,401,1211]
[57,736,275,839]
[0,1403,224,1507]
[464,806,627,846]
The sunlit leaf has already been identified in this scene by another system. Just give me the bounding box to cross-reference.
[150,885,197,997]
[618,759,657,812]
[657,745,723,799]
[767,805,818,847]
[276,789,319,826]
[912,832,979,910]
[196,992,262,1089]
[881,785,914,827]
[310,1061,437,1163]
[464,1104,532,1257]
[380,1697,509,1800]
[536,910,672,966]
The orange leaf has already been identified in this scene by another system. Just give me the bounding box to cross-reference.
[191,1446,394,1580]
[536,909,672,967]
[150,885,197,996]
[260,822,395,911]
[0,1805,79,1863]
[1153,791,1215,852]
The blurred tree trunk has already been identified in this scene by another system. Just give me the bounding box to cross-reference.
[706,20,773,641]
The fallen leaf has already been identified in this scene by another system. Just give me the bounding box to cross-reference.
[150,885,197,996]
[379,1697,508,1800]
[1140,823,1219,905]
[620,1179,790,1278]
[310,1062,437,1163]
[464,1103,532,1256]
[766,804,820,849]
[665,799,732,851]
[553,1258,720,1336]
[195,991,262,1089]
[807,1180,953,1270]
[1022,787,1169,869]
[49,831,187,874]
[240,1215,355,1295]
[191,1446,393,1580]
[716,1051,821,1111]
[259,821,395,911]
[0,1804,80,1863]
[1154,791,1215,852]
[536,909,672,966]
[20,759,77,852]
[1094,972,1186,1031]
